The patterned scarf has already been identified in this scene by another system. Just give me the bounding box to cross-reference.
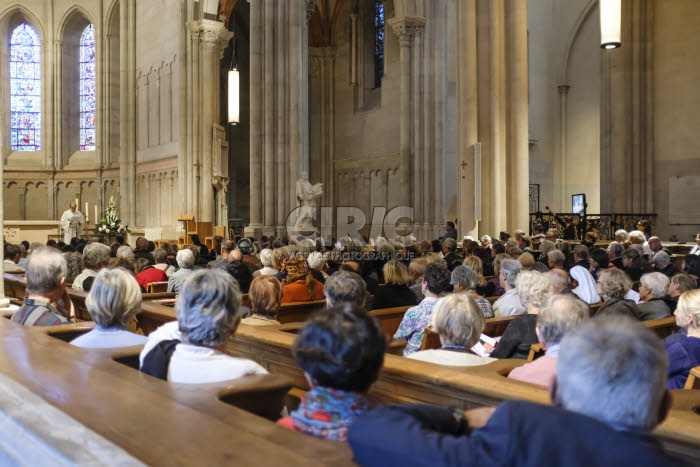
[289,386,376,441]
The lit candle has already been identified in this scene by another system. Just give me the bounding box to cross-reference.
[85,202,89,222]
[95,205,98,223]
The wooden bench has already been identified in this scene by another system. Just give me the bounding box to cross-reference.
[0,318,354,465]
[644,316,678,339]
[147,281,169,293]
[277,300,327,324]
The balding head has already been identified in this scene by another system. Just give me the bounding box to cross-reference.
[69,202,77,212]
[548,268,571,294]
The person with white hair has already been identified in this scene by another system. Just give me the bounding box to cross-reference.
[11,248,74,326]
[72,242,111,291]
[253,248,279,277]
[629,230,652,255]
[490,271,554,359]
[595,269,639,319]
[508,294,589,387]
[116,245,135,259]
[607,241,625,269]
[167,249,195,293]
[70,268,147,348]
[614,229,630,243]
[636,272,671,320]
[140,269,267,383]
[492,259,526,317]
[307,251,328,282]
[408,294,495,367]
[479,235,492,249]
[348,316,681,466]
[450,266,494,318]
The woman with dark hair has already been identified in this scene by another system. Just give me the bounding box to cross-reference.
[227,260,253,294]
[280,258,324,303]
[394,262,452,356]
[636,219,651,241]
[277,306,385,440]
[622,248,653,281]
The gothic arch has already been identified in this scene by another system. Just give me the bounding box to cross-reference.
[57,5,95,39]
[0,5,45,41]
[559,0,598,84]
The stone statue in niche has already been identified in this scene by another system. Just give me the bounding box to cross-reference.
[295,172,323,231]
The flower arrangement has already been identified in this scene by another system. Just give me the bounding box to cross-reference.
[94,197,130,235]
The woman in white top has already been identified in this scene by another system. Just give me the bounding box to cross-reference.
[71,267,148,349]
[408,293,495,367]
[140,269,267,383]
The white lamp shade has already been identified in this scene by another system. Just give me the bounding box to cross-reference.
[228,68,240,124]
[600,0,622,49]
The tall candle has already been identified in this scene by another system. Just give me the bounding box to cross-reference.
[85,202,89,222]
[95,205,98,223]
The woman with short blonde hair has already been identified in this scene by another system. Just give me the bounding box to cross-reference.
[372,260,417,309]
[70,268,147,348]
[666,289,700,388]
[407,294,495,367]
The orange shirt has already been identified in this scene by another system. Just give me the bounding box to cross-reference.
[281,279,325,303]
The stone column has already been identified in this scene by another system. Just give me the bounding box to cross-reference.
[601,0,654,213]
[557,84,570,210]
[178,0,188,217]
[489,0,507,234]
[456,0,478,239]
[119,1,128,221]
[198,20,232,223]
[18,187,26,220]
[246,0,263,235]
[505,0,529,232]
[310,47,336,210]
[388,17,425,208]
[127,0,136,225]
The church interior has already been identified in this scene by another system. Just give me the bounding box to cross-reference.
[1,0,700,464]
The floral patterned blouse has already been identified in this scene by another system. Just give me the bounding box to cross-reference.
[393,297,439,356]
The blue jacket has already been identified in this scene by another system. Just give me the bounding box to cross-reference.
[348,401,686,467]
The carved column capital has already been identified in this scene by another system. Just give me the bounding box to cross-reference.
[305,0,316,24]
[388,16,426,46]
[558,84,570,96]
[198,19,233,58]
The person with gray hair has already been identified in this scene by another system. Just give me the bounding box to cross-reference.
[210,239,236,271]
[11,247,73,326]
[652,251,679,278]
[167,248,195,293]
[636,272,671,321]
[152,247,175,277]
[614,229,630,243]
[508,294,589,387]
[408,294,495,367]
[324,271,368,311]
[348,315,681,466]
[547,249,566,270]
[70,268,148,348]
[253,248,279,277]
[442,238,462,271]
[492,258,526,317]
[450,266,493,318]
[595,268,639,319]
[140,269,267,383]
[63,251,85,284]
[72,242,111,291]
[607,241,625,269]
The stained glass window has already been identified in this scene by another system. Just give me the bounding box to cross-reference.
[79,24,96,151]
[10,23,41,151]
[374,1,385,88]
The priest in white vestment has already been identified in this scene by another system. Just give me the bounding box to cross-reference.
[60,202,85,243]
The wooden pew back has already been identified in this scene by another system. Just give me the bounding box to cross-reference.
[0,318,353,465]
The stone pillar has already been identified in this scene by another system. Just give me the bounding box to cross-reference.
[198,20,232,223]
[247,0,263,233]
[601,0,654,213]
[456,0,478,239]
[557,84,570,210]
[18,187,26,221]
[246,0,311,238]
[127,0,136,225]
[388,17,425,209]
[119,0,128,221]
[178,0,188,218]
[310,47,336,210]
[505,0,529,232]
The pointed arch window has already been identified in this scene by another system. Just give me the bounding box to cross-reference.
[9,23,41,151]
[374,0,385,88]
[79,24,96,151]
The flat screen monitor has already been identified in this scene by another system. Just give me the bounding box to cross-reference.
[572,193,586,215]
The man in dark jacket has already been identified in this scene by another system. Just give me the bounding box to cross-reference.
[348,316,684,467]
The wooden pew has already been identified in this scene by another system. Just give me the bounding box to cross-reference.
[644,315,678,339]
[0,318,354,465]
[277,300,327,324]
[135,301,700,458]
[368,305,411,336]
[147,281,169,293]
[683,366,700,390]
[3,273,27,299]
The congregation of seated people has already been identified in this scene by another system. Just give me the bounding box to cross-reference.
[3,223,700,462]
